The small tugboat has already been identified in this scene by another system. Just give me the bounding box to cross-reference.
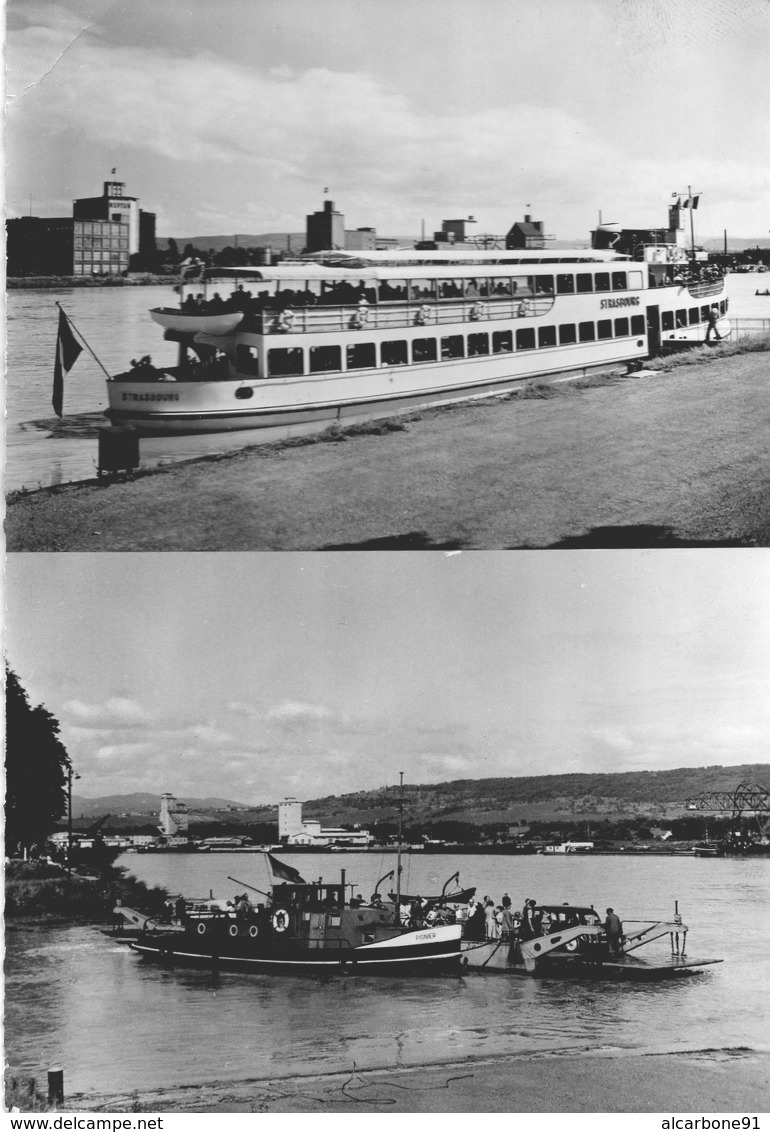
[127,856,462,976]
[461,902,721,981]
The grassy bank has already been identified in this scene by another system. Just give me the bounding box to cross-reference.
[6,344,770,550]
[4,858,169,921]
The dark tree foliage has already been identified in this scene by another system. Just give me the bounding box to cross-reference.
[5,667,71,856]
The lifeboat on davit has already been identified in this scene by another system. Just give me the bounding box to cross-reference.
[149,308,244,336]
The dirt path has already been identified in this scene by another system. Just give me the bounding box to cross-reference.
[6,353,769,551]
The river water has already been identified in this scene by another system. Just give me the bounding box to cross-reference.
[4,274,768,495]
[4,852,768,1101]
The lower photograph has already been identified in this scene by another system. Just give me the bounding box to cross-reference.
[4,550,769,1115]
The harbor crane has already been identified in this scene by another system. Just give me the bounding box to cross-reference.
[685,782,770,848]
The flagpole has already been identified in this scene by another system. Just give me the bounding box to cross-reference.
[55,302,113,379]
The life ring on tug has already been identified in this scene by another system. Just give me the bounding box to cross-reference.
[272,909,289,933]
[248,925,259,939]
[276,310,294,332]
[196,921,208,936]
[228,923,240,938]
[470,302,485,321]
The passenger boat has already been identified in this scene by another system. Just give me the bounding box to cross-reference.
[128,859,462,976]
[461,902,722,981]
[105,202,732,435]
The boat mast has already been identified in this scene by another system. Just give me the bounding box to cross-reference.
[396,771,404,920]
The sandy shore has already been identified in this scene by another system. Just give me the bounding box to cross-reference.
[64,1046,769,1113]
[6,351,770,551]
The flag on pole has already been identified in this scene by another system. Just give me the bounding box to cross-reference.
[683,196,700,209]
[52,307,83,417]
[267,853,306,884]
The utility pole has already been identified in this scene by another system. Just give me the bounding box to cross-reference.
[396,771,404,922]
[66,764,81,878]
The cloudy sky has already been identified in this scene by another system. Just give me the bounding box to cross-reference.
[5,552,769,803]
[6,0,769,242]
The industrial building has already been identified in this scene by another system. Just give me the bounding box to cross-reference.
[7,176,156,276]
[506,212,547,249]
[278,798,373,848]
[304,198,397,253]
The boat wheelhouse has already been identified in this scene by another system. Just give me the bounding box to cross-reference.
[106,229,731,435]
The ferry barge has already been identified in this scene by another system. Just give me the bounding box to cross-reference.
[128,867,462,976]
[105,203,731,435]
[462,903,722,981]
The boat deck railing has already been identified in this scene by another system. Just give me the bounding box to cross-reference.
[236,295,558,336]
[686,280,724,300]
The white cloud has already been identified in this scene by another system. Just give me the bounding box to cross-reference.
[63,697,153,726]
[94,742,154,762]
[266,701,333,723]
[184,723,234,745]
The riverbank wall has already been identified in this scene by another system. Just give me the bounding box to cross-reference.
[6,274,172,289]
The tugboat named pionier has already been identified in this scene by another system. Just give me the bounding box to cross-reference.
[128,856,462,976]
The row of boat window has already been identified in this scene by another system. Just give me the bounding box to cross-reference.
[229,271,637,309]
[663,300,728,330]
[237,316,647,377]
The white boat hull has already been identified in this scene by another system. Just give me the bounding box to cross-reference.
[106,337,643,435]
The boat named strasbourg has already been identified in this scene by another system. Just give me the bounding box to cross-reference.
[105,200,731,435]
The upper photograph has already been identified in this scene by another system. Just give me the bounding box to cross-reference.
[5,0,769,551]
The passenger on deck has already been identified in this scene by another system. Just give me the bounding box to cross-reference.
[464,898,486,941]
[499,904,515,938]
[521,899,539,940]
[484,897,499,939]
[236,893,252,921]
[605,908,623,956]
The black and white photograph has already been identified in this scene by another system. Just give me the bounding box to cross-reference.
[4,0,769,549]
[3,0,770,1124]
[4,552,770,1115]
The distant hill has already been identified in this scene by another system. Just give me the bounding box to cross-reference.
[293,764,770,826]
[72,792,248,819]
[73,765,769,828]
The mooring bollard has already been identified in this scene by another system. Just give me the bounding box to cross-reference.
[48,1067,64,1104]
[97,426,140,482]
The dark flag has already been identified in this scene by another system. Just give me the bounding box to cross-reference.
[267,853,306,884]
[52,307,83,417]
